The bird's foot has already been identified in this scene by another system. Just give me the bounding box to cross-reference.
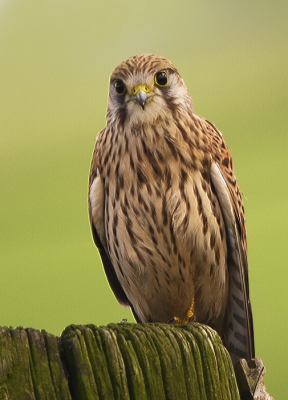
[169,298,196,324]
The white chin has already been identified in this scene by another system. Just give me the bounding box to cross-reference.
[126,98,166,126]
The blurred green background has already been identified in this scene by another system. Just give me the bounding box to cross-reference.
[1,0,287,397]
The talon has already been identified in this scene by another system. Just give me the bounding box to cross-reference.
[170,316,182,324]
[169,298,196,324]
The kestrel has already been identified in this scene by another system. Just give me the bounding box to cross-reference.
[89,54,255,364]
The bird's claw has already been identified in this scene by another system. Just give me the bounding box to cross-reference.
[168,299,196,324]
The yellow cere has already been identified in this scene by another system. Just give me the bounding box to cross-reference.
[132,84,152,95]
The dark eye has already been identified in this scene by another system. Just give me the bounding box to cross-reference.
[114,80,126,95]
[155,70,168,87]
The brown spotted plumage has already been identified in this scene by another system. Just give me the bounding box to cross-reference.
[89,54,254,364]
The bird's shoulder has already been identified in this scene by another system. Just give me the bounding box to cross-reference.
[89,127,108,186]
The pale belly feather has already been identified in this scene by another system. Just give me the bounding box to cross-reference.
[106,167,228,327]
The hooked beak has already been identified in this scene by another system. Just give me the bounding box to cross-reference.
[132,84,154,109]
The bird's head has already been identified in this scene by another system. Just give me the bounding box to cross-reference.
[106,54,193,127]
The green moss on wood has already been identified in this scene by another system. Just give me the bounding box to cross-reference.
[0,323,241,399]
[61,323,240,400]
[0,327,71,400]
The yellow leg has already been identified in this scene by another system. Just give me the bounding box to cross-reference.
[171,298,196,324]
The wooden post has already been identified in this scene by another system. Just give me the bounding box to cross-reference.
[0,323,272,399]
[0,326,71,399]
